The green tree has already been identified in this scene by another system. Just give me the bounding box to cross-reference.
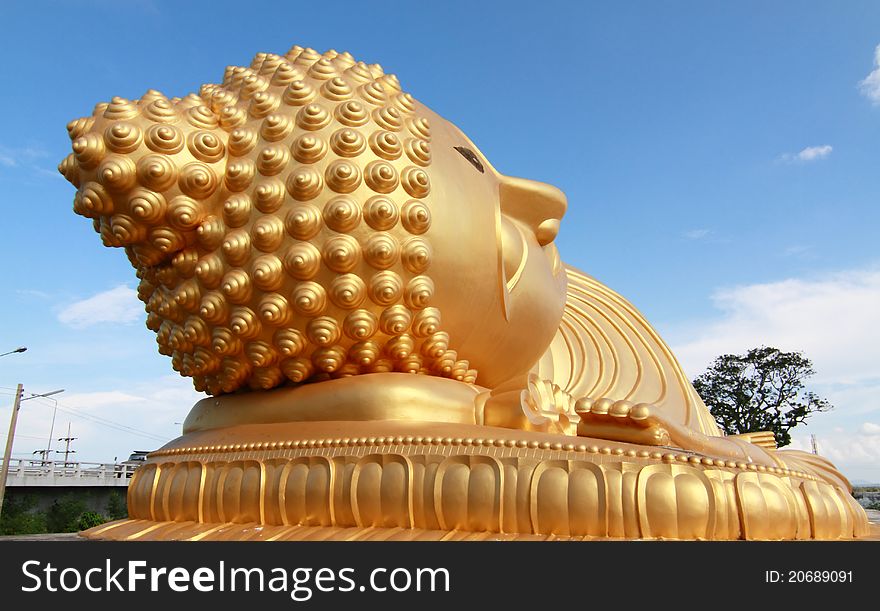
[45,494,88,533]
[692,346,832,447]
[105,491,128,520]
[0,494,47,535]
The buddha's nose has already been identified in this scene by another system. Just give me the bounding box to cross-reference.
[498,175,567,245]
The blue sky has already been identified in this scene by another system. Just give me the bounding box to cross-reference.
[1,1,878,481]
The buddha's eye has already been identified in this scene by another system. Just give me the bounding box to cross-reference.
[454,146,484,173]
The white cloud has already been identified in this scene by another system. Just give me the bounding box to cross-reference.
[860,422,880,435]
[669,266,880,385]
[683,228,711,240]
[780,145,833,163]
[57,285,143,329]
[858,44,880,104]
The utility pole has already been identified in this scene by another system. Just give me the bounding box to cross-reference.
[59,422,77,465]
[0,383,24,514]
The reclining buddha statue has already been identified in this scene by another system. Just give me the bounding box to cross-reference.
[60,45,869,540]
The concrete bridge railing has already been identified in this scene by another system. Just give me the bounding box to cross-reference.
[1,459,137,488]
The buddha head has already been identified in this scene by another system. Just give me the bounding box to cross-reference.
[59,46,568,395]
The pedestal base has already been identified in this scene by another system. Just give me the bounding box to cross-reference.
[82,421,870,541]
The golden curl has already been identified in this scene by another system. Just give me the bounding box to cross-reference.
[398,353,424,374]
[363,196,399,230]
[196,216,225,251]
[404,275,434,309]
[254,179,286,213]
[179,162,219,199]
[98,155,137,192]
[329,273,367,309]
[369,271,403,306]
[257,145,290,176]
[104,97,140,121]
[58,154,80,188]
[285,203,322,240]
[343,309,378,341]
[296,103,331,131]
[281,357,314,383]
[325,159,362,194]
[273,328,306,357]
[67,116,95,141]
[379,304,412,335]
[291,281,327,316]
[250,365,284,390]
[104,123,143,154]
[385,334,414,360]
[321,77,353,101]
[312,345,346,373]
[167,195,204,231]
[137,154,177,192]
[187,131,225,163]
[401,199,431,234]
[373,106,403,131]
[323,196,361,233]
[359,82,387,106]
[364,233,399,270]
[221,229,252,266]
[223,194,251,228]
[335,100,369,126]
[192,347,220,376]
[72,132,105,170]
[282,80,317,106]
[229,306,261,339]
[363,160,399,194]
[221,269,252,304]
[393,92,417,114]
[224,159,256,192]
[145,124,184,155]
[286,166,324,201]
[199,290,228,323]
[228,128,258,157]
[212,328,242,356]
[219,105,248,130]
[270,63,302,87]
[260,114,294,142]
[171,248,199,278]
[291,134,328,164]
[283,241,321,280]
[329,129,366,158]
[345,62,374,83]
[412,307,442,338]
[349,340,380,366]
[322,235,361,273]
[252,254,284,291]
[421,331,450,359]
[186,105,219,130]
[175,281,201,313]
[249,91,281,118]
[183,315,210,346]
[306,316,341,346]
[400,166,430,198]
[308,58,339,80]
[107,213,144,245]
[404,138,431,166]
[143,99,178,123]
[379,73,402,92]
[195,255,225,289]
[245,341,277,367]
[407,116,431,139]
[257,293,292,326]
[368,131,402,160]
[401,236,431,273]
[252,215,285,252]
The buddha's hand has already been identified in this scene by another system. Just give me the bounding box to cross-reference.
[574,398,671,446]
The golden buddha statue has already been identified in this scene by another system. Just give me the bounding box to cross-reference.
[60,45,869,540]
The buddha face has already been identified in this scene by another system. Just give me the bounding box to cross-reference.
[414,103,568,388]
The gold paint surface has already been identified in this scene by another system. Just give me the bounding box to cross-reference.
[62,45,865,540]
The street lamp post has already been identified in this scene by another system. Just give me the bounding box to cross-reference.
[0,347,26,358]
[0,386,64,516]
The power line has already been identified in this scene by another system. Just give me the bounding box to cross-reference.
[28,397,169,443]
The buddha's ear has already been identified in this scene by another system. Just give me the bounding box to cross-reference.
[60,92,228,267]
